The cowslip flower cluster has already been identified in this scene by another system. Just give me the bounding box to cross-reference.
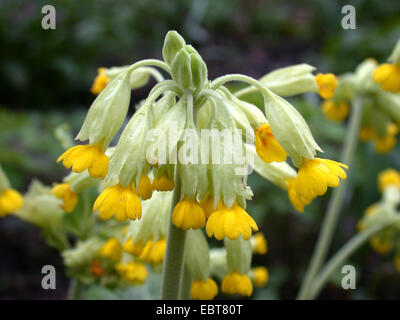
[357,169,400,270]
[55,30,347,247]
[0,165,23,217]
[320,39,400,154]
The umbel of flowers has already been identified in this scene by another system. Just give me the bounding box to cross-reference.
[56,30,348,234]
[319,38,400,154]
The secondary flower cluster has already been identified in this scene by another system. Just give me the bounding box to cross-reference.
[319,38,400,154]
[358,169,400,272]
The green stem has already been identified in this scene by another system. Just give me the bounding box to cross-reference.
[309,217,400,299]
[297,98,363,300]
[161,173,187,300]
[126,59,171,74]
[179,265,192,300]
[67,278,82,300]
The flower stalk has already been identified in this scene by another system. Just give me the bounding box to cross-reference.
[297,97,363,300]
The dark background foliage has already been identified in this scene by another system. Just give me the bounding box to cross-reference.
[0,0,400,299]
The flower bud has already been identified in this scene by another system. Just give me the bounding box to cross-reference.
[171,49,192,88]
[224,237,252,274]
[185,229,210,281]
[190,52,208,89]
[63,238,104,268]
[162,30,186,65]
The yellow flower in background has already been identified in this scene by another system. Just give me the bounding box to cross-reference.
[100,238,122,262]
[255,124,287,163]
[357,204,378,231]
[370,236,393,255]
[191,278,218,300]
[374,124,398,154]
[116,262,148,285]
[93,184,141,221]
[322,100,350,122]
[252,232,268,255]
[152,174,175,191]
[206,202,258,240]
[91,67,110,95]
[287,178,311,213]
[295,158,348,201]
[123,238,144,256]
[221,271,253,296]
[51,183,78,213]
[394,254,400,273]
[136,175,153,200]
[372,63,400,93]
[0,188,23,217]
[139,238,166,265]
[172,197,206,230]
[378,169,400,193]
[252,267,269,287]
[315,73,338,99]
[57,142,109,179]
[359,127,376,142]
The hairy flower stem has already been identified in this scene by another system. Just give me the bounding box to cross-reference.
[67,278,82,300]
[297,98,363,300]
[309,217,400,299]
[179,265,192,300]
[161,173,187,300]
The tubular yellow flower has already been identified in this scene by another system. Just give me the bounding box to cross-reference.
[172,197,206,230]
[370,236,393,255]
[252,232,268,254]
[57,142,109,179]
[206,202,258,240]
[315,73,338,99]
[199,195,216,219]
[93,184,141,222]
[116,262,148,285]
[139,238,167,265]
[359,127,376,142]
[322,100,350,122]
[372,63,400,93]
[152,174,175,191]
[252,267,269,287]
[136,174,153,200]
[91,67,110,95]
[254,124,287,163]
[191,278,218,300]
[221,271,253,297]
[394,254,400,273]
[287,178,311,213]
[123,238,144,256]
[295,158,348,201]
[50,183,77,213]
[378,169,400,193]
[0,188,24,217]
[100,238,122,262]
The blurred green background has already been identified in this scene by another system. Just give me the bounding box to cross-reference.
[1,0,400,299]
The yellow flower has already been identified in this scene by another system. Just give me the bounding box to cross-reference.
[221,271,253,297]
[374,124,397,154]
[51,183,78,213]
[315,73,338,99]
[206,202,258,240]
[287,178,311,213]
[136,174,153,200]
[199,195,217,219]
[123,238,144,256]
[139,238,167,265]
[322,100,350,122]
[372,63,400,93]
[152,174,175,191]
[394,254,400,273]
[0,188,23,217]
[254,124,287,163]
[116,262,148,285]
[90,67,110,95]
[191,278,218,300]
[370,236,393,255]
[295,158,348,201]
[252,267,269,287]
[57,142,109,179]
[378,169,400,193]
[359,127,376,142]
[172,197,206,230]
[252,232,268,254]
[100,238,122,262]
[93,184,141,221]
